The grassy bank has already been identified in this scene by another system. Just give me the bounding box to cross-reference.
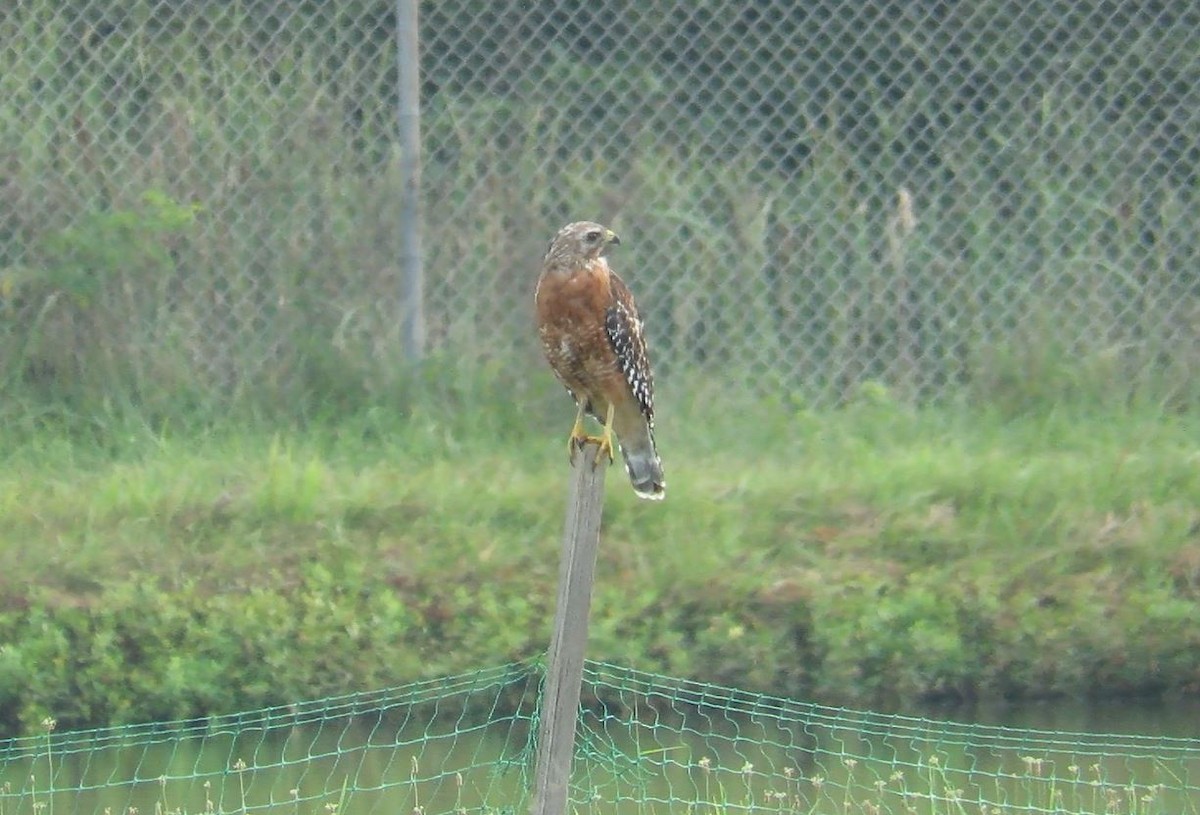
[1,386,1198,737]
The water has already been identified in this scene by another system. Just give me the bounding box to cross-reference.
[2,690,1197,815]
[931,697,1200,741]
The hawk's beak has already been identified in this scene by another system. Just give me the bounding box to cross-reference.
[605,229,621,246]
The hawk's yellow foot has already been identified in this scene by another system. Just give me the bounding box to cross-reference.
[588,403,616,469]
[567,403,589,461]
[566,403,615,468]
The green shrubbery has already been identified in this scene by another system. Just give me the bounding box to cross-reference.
[1,399,1198,737]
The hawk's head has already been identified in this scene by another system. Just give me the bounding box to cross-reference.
[544,221,621,269]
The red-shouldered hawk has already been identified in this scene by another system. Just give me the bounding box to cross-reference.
[534,221,665,500]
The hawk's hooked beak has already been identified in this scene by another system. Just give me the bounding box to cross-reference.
[605,229,621,246]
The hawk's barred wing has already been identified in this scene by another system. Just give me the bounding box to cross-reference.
[604,272,655,428]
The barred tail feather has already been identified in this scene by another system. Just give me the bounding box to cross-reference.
[613,402,665,500]
[620,439,665,500]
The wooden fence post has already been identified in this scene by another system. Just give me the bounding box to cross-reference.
[530,442,608,815]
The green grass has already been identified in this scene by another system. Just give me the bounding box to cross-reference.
[2,388,1198,735]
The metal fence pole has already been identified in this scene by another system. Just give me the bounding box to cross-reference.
[396,0,424,361]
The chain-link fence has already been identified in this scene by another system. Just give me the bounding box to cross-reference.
[2,1,1198,411]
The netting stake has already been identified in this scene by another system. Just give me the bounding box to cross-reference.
[530,442,607,815]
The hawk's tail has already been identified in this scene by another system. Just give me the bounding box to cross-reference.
[619,432,665,501]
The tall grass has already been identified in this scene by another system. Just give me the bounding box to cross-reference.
[1,392,1199,734]
[0,1,1197,429]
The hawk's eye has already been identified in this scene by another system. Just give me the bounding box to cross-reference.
[584,230,602,243]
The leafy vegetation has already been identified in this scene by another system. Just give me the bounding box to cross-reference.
[1,387,1198,736]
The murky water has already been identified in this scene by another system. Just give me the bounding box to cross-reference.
[2,692,1197,815]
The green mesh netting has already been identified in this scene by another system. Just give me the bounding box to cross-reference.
[2,659,1196,815]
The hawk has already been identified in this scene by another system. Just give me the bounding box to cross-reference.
[534,221,665,500]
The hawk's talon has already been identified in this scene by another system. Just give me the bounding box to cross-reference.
[569,434,613,467]
[565,403,616,469]
[567,434,590,465]
[567,404,589,463]
[591,402,617,468]
[586,434,615,468]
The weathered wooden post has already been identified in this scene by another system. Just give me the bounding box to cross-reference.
[530,443,607,815]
